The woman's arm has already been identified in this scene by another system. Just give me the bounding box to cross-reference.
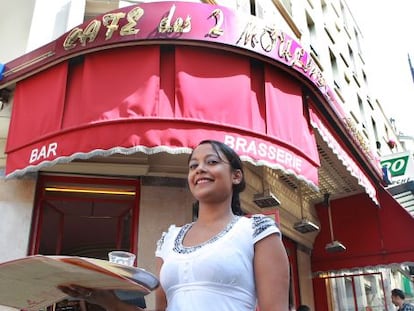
[254,234,290,311]
[58,285,144,311]
[154,257,167,311]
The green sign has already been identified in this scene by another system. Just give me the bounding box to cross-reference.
[381,155,409,177]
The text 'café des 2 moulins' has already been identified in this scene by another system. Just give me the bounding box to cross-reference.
[1,2,414,310]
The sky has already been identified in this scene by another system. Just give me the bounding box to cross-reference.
[346,1,414,136]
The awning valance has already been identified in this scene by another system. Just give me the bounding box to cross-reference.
[5,45,320,186]
[309,107,379,205]
[312,188,414,272]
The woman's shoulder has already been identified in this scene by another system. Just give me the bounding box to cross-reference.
[248,213,278,225]
[242,214,281,241]
[158,223,183,241]
[242,213,277,225]
[155,224,181,255]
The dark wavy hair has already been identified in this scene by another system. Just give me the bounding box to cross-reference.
[189,140,246,216]
[391,288,405,300]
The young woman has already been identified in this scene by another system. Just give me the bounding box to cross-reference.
[60,140,289,311]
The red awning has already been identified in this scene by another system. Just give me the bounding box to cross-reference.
[5,45,320,186]
[312,187,414,272]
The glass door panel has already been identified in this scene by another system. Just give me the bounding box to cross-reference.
[324,272,388,311]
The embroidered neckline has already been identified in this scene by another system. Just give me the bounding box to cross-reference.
[173,216,241,254]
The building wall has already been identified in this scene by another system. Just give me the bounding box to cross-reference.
[0,177,35,311]
[299,0,403,156]
[27,0,86,53]
[0,94,11,170]
[0,304,20,311]
[0,0,35,63]
[137,183,194,308]
[0,177,36,263]
[297,248,315,309]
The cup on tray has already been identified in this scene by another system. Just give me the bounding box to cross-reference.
[108,250,136,267]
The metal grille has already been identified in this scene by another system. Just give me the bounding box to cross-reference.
[274,134,366,205]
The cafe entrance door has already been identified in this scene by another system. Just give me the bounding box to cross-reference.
[29,175,141,260]
[28,174,142,311]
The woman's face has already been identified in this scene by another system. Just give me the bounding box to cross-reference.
[391,294,400,306]
[188,143,241,204]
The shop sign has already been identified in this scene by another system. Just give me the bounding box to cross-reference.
[1,2,330,112]
[1,1,377,173]
[381,151,414,184]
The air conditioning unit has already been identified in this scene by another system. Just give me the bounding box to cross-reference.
[253,190,280,208]
[325,240,346,253]
[294,219,320,233]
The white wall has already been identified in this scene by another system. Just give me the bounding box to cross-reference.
[26,0,85,53]
[0,0,36,63]
[0,177,36,262]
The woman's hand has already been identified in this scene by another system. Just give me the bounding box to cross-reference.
[57,285,124,310]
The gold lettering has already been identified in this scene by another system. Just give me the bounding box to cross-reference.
[120,6,144,36]
[236,20,259,48]
[303,57,314,73]
[183,16,192,32]
[304,58,325,87]
[343,117,372,157]
[307,63,319,78]
[158,4,191,33]
[278,33,292,62]
[174,17,184,32]
[63,28,83,50]
[79,20,101,46]
[260,26,279,52]
[291,48,305,68]
[103,12,126,40]
[207,9,224,38]
[173,16,191,32]
[159,4,176,33]
[315,72,326,87]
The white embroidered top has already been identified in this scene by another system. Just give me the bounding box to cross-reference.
[155,214,281,311]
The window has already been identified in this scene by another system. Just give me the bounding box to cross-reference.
[358,94,366,129]
[372,117,379,143]
[354,27,362,55]
[340,1,348,29]
[363,70,368,87]
[324,272,388,311]
[306,12,318,55]
[329,49,339,87]
[85,0,120,21]
[280,0,292,15]
[255,0,278,21]
[321,0,327,15]
[348,44,356,73]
